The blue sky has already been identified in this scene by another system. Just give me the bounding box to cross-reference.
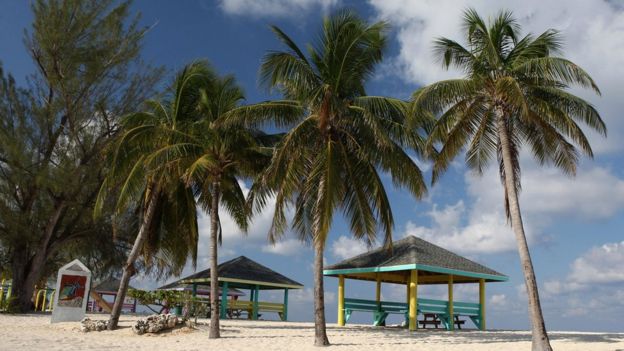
[2,0,623,332]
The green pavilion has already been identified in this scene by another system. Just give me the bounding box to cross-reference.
[323,235,507,331]
[166,256,303,321]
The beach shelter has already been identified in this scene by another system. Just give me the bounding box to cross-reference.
[158,282,245,298]
[323,235,507,331]
[87,277,137,313]
[168,256,303,321]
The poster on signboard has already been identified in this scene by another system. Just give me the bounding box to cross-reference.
[57,274,87,308]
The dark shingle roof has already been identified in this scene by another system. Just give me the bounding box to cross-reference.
[171,256,303,289]
[157,282,245,296]
[325,235,506,279]
[93,277,135,293]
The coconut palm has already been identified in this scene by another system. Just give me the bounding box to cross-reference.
[411,9,605,351]
[238,11,430,345]
[95,62,215,330]
[181,75,278,338]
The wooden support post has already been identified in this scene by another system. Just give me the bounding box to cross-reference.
[448,275,454,331]
[479,278,486,330]
[408,270,418,331]
[283,288,289,321]
[337,275,345,326]
[192,283,197,297]
[252,285,259,320]
[220,281,229,319]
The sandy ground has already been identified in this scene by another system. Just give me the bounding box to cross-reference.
[1,313,623,351]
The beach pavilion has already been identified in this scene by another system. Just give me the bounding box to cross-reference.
[323,235,507,331]
[168,256,303,321]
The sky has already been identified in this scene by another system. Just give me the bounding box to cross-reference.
[1,0,623,332]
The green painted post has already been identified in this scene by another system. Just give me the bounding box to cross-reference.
[220,282,229,319]
[252,285,259,320]
[283,288,289,321]
[192,283,197,297]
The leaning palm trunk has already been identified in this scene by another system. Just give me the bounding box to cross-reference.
[108,185,160,330]
[209,180,221,338]
[497,116,552,351]
[313,240,330,346]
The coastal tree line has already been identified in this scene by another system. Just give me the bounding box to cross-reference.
[0,1,604,351]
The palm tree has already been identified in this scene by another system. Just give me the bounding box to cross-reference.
[181,75,277,338]
[411,9,605,351]
[95,62,214,330]
[239,11,430,346]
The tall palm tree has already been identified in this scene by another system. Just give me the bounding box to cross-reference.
[411,9,605,351]
[239,11,430,346]
[95,62,214,330]
[181,75,277,338]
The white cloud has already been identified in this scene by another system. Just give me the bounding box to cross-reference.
[490,294,508,308]
[544,241,624,299]
[369,0,624,154]
[403,199,518,254]
[405,163,624,254]
[569,241,624,284]
[330,236,369,260]
[262,238,307,256]
[218,0,338,17]
[290,287,335,304]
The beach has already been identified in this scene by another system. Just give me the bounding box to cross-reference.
[0,314,622,351]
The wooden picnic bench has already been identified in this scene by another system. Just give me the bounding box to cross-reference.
[228,299,287,321]
[343,298,408,326]
[341,297,483,330]
[419,313,466,329]
[418,298,481,330]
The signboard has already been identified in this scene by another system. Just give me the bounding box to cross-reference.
[51,259,91,323]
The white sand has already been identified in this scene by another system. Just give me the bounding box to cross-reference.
[1,313,622,351]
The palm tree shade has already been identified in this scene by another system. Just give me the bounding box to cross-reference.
[181,74,277,338]
[241,11,431,345]
[95,62,215,329]
[412,9,605,351]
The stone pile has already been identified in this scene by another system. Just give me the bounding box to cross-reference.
[132,314,179,335]
[80,317,108,332]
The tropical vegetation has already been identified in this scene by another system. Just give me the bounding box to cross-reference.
[239,11,431,345]
[0,1,607,349]
[411,9,605,351]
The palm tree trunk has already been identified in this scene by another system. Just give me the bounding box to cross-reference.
[497,116,553,351]
[313,239,330,346]
[108,184,160,330]
[209,179,221,339]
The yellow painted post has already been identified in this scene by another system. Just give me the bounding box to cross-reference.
[48,290,55,311]
[408,270,418,331]
[42,289,47,312]
[0,279,4,305]
[35,290,43,311]
[337,275,345,326]
[448,275,454,331]
[479,278,486,330]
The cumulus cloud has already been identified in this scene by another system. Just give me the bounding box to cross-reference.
[369,0,624,154]
[490,294,508,308]
[218,0,338,17]
[404,162,624,254]
[262,238,308,256]
[290,287,335,304]
[569,241,624,284]
[330,236,369,260]
[545,240,624,297]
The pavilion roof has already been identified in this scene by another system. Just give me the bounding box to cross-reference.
[172,256,304,290]
[324,235,507,282]
[157,282,246,296]
[93,277,135,293]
